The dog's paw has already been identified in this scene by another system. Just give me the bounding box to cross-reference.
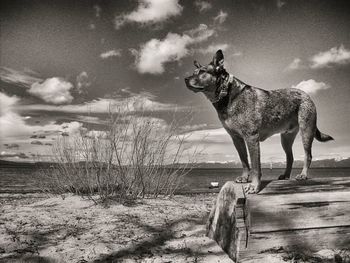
[236,175,249,183]
[278,174,290,180]
[295,174,308,180]
[244,183,260,194]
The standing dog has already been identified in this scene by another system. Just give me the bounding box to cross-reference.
[185,50,333,194]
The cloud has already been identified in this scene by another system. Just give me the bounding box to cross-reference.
[94,5,101,18]
[0,91,83,141]
[0,92,20,116]
[310,45,350,68]
[185,128,230,144]
[0,151,30,159]
[0,67,42,87]
[75,115,103,125]
[194,0,212,12]
[76,71,91,93]
[19,92,184,114]
[276,0,286,10]
[196,43,229,54]
[134,24,215,74]
[285,58,303,71]
[292,79,330,95]
[31,140,43,145]
[29,78,74,104]
[213,10,228,24]
[115,0,183,29]
[100,49,122,59]
[4,143,20,149]
[1,67,75,105]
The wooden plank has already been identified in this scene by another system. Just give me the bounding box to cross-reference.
[240,226,350,262]
[247,190,350,232]
[259,177,350,195]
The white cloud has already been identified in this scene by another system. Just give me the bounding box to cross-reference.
[115,0,183,29]
[292,79,330,95]
[310,45,350,68]
[0,67,42,87]
[29,77,74,104]
[100,49,122,59]
[0,68,75,105]
[194,0,212,12]
[0,151,29,159]
[135,33,191,74]
[0,92,83,141]
[76,71,90,93]
[213,10,228,24]
[196,43,229,54]
[94,5,101,18]
[19,93,183,114]
[134,24,215,74]
[285,58,303,71]
[185,128,230,143]
[276,0,286,10]
[0,92,20,116]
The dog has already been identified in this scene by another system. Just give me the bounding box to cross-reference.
[185,50,334,194]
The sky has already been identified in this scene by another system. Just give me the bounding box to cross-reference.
[1,0,350,163]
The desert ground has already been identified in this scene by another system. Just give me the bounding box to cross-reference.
[0,193,349,263]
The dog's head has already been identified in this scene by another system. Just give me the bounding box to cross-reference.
[184,49,227,102]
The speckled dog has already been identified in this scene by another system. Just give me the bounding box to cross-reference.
[185,50,333,194]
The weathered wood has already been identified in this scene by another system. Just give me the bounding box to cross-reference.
[247,190,350,232]
[240,226,350,262]
[259,177,350,195]
[206,181,246,261]
[207,177,350,263]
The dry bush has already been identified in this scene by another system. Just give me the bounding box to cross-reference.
[38,105,198,204]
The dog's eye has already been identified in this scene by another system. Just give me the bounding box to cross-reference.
[207,65,214,72]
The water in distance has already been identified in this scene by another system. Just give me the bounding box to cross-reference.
[1,166,349,194]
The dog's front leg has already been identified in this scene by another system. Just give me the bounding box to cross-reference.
[231,136,250,183]
[245,137,261,194]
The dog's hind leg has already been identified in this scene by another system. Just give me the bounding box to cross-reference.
[278,130,298,180]
[296,101,317,180]
[231,136,250,183]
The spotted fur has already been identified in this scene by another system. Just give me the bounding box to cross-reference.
[185,50,334,194]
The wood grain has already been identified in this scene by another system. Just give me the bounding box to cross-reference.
[206,177,350,263]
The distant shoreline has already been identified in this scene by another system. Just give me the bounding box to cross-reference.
[1,159,350,169]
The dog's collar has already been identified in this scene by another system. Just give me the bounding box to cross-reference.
[213,74,245,103]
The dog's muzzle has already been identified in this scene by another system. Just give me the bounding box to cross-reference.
[184,77,203,93]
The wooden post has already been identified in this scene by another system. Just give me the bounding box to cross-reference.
[206,181,247,261]
[207,177,350,262]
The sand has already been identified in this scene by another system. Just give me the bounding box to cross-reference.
[0,193,234,263]
[0,194,349,263]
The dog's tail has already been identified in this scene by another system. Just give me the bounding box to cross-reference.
[315,127,334,142]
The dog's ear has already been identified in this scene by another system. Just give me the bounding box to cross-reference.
[212,50,224,67]
[194,60,201,68]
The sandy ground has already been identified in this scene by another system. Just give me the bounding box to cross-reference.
[0,193,234,263]
[0,194,349,263]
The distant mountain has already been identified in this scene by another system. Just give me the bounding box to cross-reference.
[194,158,350,169]
[1,158,350,169]
[0,159,36,168]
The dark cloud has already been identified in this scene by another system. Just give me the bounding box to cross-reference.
[0,152,29,159]
[4,143,20,149]
[31,140,43,145]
